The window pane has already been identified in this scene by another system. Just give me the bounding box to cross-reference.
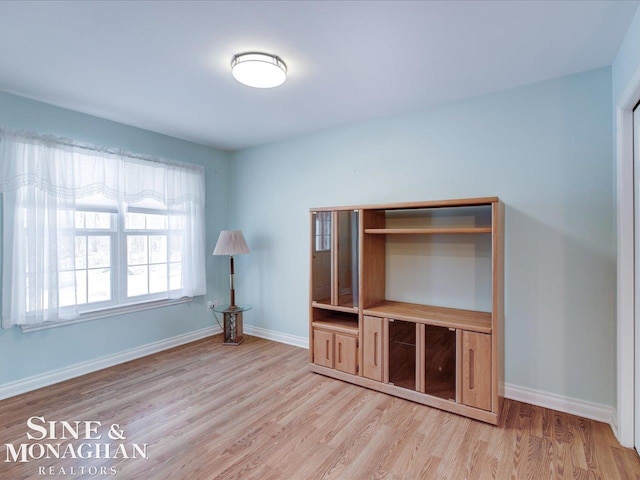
[75,212,85,229]
[76,270,87,305]
[146,214,167,230]
[88,268,111,303]
[169,262,182,291]
[127,236,148,265]
[85,212,111,230]
[59,271,76,307]
[75,237,87,269]
[149,264,168,293]
[149,235,167,264]
[125,212,146,230]
[127,265,148,297]
[169,215,184,231]
[58,234,76,271]
[87,236,111,268]
[169,235,182,262]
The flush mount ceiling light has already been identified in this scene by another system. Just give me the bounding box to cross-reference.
[231,52,287,88]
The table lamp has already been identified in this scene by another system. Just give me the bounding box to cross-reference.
[213,230,250,309]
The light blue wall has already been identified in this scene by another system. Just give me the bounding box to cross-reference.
[0,91,231,385]
[230,68,615,406]
[612,6,640,105]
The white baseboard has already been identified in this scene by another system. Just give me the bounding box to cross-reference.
[0,323,617,435]
[0,325,221,401]
[504,383,615,425]
[610,411,619,439]
[244,324,308,349]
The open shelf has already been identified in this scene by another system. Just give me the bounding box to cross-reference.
[312,319,358,335]
[363,300,491,334]
[311,300,358,314]
[312,310,359,335]
[365,227,492,235]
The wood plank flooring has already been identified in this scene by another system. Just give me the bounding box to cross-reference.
[1,335,638,480]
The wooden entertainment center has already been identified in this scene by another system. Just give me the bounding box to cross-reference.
[309,197,504,424]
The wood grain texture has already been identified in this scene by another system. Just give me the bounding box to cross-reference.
[334,333,358,375]
[312,319,359,336]
[311,301,358,314]
[362,315,384,382]
[1,336,637,480]
[492,199,505,419]
[313,329,334,368]
[462,331,493,411]
[364,227,492,235]
[364,300,492,333]
[310,196,500,212]
[360,210,386,309]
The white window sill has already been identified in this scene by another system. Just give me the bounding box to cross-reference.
[20,297,193,333]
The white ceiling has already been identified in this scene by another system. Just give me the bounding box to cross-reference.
[0,0,637,151]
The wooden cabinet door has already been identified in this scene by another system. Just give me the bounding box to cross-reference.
[461,331,492,411]
[313,330,334,368]
[363,315,384,381]
[335,333,358,375]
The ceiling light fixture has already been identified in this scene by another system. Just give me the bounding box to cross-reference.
[231,52,287,88]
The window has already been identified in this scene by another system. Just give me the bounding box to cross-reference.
[124,209,183,298]
[62,209,115,307]
[40,206,186,314]
[0,128,206,329]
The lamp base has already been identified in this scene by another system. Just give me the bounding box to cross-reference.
[222,310,244,346]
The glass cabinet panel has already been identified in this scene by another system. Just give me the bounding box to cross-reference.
[424,325,456,400]
[337,210,359,308]
[312,211,332,305]
[388,320,417,390]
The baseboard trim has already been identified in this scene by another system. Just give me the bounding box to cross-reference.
[0,325,221,401]
[244,325,308,349]
[504,383,615,425]
[0,323,617,433]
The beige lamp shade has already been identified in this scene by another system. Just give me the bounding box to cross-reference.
[212,230,250,256]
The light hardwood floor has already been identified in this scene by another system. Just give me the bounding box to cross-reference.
[1,335,639,479]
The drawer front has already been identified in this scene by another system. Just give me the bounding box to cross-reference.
[313,329,334,368]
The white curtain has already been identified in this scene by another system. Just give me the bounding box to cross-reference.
[0,128,206,328]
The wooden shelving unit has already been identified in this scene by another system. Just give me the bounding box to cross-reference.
[309,197,504,425]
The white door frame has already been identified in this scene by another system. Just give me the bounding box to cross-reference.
[616,65,640,448]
